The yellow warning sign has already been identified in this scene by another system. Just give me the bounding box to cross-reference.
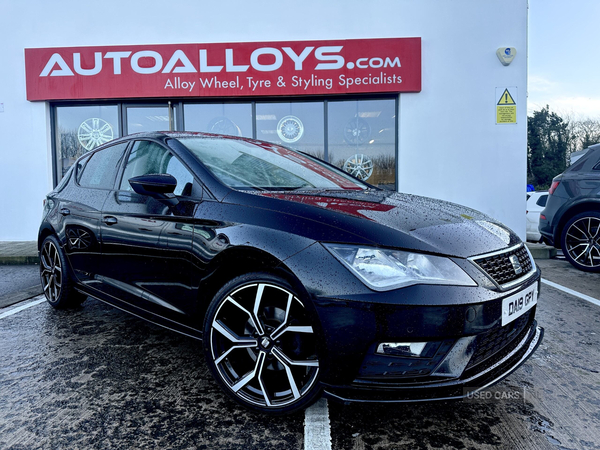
[497,89,516,105]
[496,87,517,124]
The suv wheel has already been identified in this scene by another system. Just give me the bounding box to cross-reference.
[561,211,600,272]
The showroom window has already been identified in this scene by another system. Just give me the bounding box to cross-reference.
[126,104,177,134]
[256,101,325,159]
[52,97,397,190]
[54,105,119,178]
[184,103,252,137]
[327,99,396,190]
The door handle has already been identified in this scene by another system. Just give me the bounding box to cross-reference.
[60,208,70,216]
[103,216,118,225]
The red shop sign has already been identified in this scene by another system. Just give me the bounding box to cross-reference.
[25,38,421,101]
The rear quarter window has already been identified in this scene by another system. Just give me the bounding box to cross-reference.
[78,142,128,189]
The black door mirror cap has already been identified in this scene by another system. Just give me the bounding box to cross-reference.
[129,174,179,206]
[129,174,177,196]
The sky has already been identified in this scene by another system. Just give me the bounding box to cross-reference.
[528,0,600,118]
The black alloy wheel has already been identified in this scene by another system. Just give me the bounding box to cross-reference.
[203,273,321,414]
[561,211,600,272]
[40,235,86,308]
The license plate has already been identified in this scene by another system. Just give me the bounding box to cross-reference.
[501,283,538,326]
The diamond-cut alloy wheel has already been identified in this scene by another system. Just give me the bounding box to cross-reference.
[39,235,86,308]
[562,212,600,272]
[40,239,62,303]
[204,273,320,414]
[343,153,374,181]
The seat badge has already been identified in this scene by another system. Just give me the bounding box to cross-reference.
[509,255,523,275]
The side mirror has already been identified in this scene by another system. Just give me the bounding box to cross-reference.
[129,174,179,206]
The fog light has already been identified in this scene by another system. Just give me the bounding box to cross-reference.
[377,342,427,357]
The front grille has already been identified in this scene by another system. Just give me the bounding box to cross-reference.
[465,309,533,370]
[473,245,533,286]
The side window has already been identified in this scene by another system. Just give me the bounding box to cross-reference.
[536,195,548,208]
[78,143,128,189]
[75,154,92,185]
[165,156,195,196]
[120,140,195,196]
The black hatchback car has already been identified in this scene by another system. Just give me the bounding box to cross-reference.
[539,143,600,272]
[39,132,543,414]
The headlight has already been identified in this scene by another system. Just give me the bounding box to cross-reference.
[323,244,477,291]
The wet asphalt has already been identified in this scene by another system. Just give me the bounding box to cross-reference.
[0,265,42,308]
[0,258,599,450]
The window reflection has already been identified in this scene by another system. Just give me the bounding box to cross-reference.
[55,105,119,178]
[53,98,397,191]
[126,106,175,133]
[184,103,252,137]
[328,99,396,190]
[256,102,324,159]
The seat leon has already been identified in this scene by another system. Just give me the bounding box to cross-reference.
[39,132,543,414]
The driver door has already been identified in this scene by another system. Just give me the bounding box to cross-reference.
[98,140,201,322]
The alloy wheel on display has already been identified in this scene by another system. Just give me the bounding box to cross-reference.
[77,118,114,150]
[564,216,600,270]
[208,281,319,410]
[343,153,374,181]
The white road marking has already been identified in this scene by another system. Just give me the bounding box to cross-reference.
[304,398,332,450]
[0,296,45,320]
[541,278,600,308]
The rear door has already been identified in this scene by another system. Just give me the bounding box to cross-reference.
[57,142,129,288]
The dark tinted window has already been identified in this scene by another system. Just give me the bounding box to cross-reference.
[569,159,586,172]
[536,195,548,207]
[78,143,128,189]
[120,141,194,196]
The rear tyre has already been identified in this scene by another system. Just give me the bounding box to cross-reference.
[40,235,86,308]
[203,272,321,414]
[561,211,600,272]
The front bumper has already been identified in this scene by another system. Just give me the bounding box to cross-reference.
[284,239,544,403]
[322,323,543,403]
[306,270,542,404]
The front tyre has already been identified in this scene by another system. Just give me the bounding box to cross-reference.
[203,273,321,414]
[561,211,600,272]
[40,235,86,308]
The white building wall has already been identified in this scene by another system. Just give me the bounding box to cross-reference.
[0,0,527,241]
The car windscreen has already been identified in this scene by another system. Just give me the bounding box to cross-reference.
[177,137,368,191]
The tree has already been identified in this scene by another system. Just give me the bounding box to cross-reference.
[527,106,571,190]
[572,118,600,151]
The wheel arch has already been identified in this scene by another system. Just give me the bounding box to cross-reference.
[38,224,57,251]
[555,200,600,245]
[195,245,311,326]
